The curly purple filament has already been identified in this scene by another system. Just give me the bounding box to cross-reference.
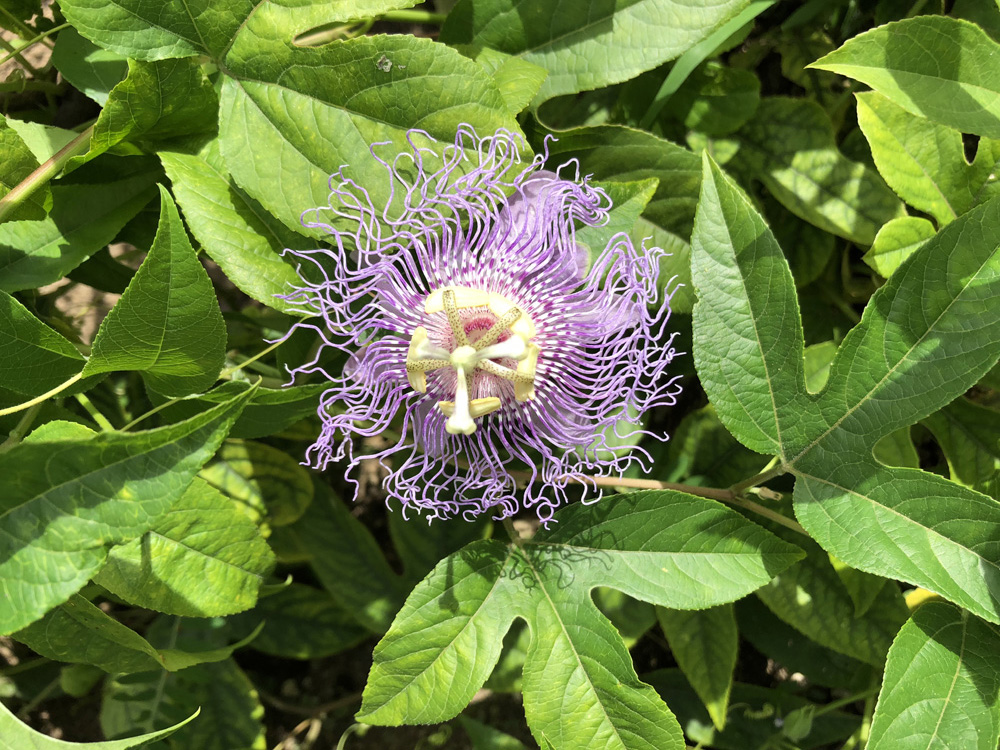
[280,125,681,522]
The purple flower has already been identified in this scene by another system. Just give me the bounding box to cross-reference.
[281,125,681,522]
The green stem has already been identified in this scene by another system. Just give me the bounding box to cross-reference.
[378,9,447,24]
[0,23,69,68]
[0,79,63,93]
[74,392,115,431]
[0,7,38,41]
[0,402,42,453]
[819,284,862,326]
[729,461,786,495]
[120,397,180,431]
[16,676,60,720]
[0,125,93,223]
[219,339,285,379]
[0,657,50,677]
[0,35,39,76]
[816,685,880,717]
[0,372,83,418]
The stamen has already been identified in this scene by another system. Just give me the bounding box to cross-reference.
[438,397,502,419]
[443,289,469,347]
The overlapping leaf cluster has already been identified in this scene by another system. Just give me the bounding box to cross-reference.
[1,0,1000,748]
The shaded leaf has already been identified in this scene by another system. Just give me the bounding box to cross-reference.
[657,604,736,730]
[0,115,49,223]
[923,398,1000,500]
[199,440,313,528]
[50,26,128,105]
[0,157,158,292]
[0,695,195,749]
[737,97,904,244]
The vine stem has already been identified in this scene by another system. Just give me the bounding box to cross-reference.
[0,124,93,223]
[0,402,41,453]
[0,23,69,68]
[543,474,808,536]
[729,460,786,495]
[0,372,82,418]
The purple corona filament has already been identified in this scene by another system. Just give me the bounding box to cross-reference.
[280,125,681,522]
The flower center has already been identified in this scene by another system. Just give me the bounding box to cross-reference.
[404,287,540,435]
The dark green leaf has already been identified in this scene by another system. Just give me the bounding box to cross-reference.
[0,115,49,223]
[0,156,158,292]
[657,604,736,730]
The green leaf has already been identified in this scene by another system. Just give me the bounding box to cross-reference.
[0,290,85,397]
[868,602,1000,750]
[50,26,128,105]
[691,153,807,458]
[533,491,803,611]
[159,143,309,315]
[227,583,368,660]
[198,440,314,528]
[1,695,196,749]
[0,386,251,635]
[811,16,1000,139]
[14,595,162,674]
[220,34,520,236]
[387,501,493,584]
[459,716,529,750]
[71,58,217,169]
[454,45,549,115]
[102,659,263,750]
[862,216,935,278]
[0,115,49,223]
[923,398,1000,499]
[544,125,701,238]
[57,0,255,61]
[94,478,275,617]
[440,0,750,105]
[657,604,736,731]
[871,426,919,469]
[856,91,974,225]
[660,405,766,487]
[575,178,658,267]
[755,545,909,666]
[0,157,158,292]
[359,490,801,748]
[83,186,226,397]
[736,97,904,244]
[794,464,1000,624]
[800,194,1000,458]
[270,482,408,633]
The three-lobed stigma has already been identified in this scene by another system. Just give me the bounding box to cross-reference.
[404,287,540,435]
